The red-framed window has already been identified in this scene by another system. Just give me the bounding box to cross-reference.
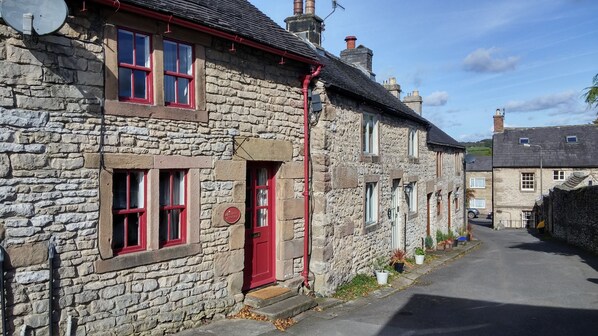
[164,39,194,108]
[112,170,147,255]
[159,170,187,247]
[117,28,152,103]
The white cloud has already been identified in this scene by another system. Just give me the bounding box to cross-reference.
[463,48,520,73]
[424,91,449,106]
[504,91,576,112]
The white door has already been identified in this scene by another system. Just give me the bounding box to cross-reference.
[391,179,402,250]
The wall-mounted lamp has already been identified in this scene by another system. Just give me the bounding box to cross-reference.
[435,191,443,202]
[454,191,460,200]
[404,184,413,195]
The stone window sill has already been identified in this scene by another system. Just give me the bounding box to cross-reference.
[95,243,202,274]
[361,154,380,163]
[105,100,207,123]
[408,212,418,220]
[364,221,380,234]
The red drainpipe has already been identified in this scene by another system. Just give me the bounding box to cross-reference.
[301,65,322,288]
[89,0,321,66]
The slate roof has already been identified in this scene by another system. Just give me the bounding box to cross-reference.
[107,0,319,63]
[466,156,492,172]
[493,125,598,168]
[558,172,589,190]
[315,48,429,125]
[427,124,465,150]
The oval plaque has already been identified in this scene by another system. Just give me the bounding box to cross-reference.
[223,206,241,224]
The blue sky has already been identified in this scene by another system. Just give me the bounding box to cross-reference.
[248,0,598,141]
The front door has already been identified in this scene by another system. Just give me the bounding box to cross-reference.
[391,179,402,250]
[243,162,276,291]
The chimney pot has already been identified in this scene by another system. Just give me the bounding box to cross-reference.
[345,36,357,49]
[294,0,304,15]
[306,0,315,14]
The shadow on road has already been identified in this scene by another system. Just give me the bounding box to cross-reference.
[376,294,598,336]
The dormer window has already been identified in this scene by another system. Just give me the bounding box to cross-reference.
[566,135,578,143]
[519,138,529,144]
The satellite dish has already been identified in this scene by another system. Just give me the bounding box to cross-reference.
[1,0,68,35]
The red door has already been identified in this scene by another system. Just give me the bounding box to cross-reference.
[243,163,276,290]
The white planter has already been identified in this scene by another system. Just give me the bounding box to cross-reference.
[375,271,389,285]
[415,254,425,265]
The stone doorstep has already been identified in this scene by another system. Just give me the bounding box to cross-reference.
[251,295,317,321]
[244,286,295,309]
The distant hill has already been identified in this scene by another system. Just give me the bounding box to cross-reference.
[461,138,492,156]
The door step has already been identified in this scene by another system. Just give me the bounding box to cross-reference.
[244,285,317,320]
[251,294,317,321]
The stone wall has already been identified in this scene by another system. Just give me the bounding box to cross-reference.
[0,2,310,334]
[542,186,598,254]
[309,86,464,295]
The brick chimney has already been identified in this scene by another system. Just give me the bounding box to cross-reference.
[493,108,504,133]
[285,0,324,46]
[383,77,402,99]
[403,90,423,115]
[340,36,375,80]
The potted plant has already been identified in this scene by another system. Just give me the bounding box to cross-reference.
[414,247,425,265]
[372,256,389,285]
[390,249,407,273]
[436,230,445,250]
[424,235,434,251]
[446,231,456,249]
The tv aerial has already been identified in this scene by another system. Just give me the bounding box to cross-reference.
[323,0,345,21]
[1,0,68,35]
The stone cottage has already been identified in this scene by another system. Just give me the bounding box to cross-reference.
[285,1,466,295]
[466,156,493,217]
[0,0,326,334]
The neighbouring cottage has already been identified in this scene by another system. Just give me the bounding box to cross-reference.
[465,156,493,217]
[285,1,465,295]
[0,0,324,334]
[492,109,598,229]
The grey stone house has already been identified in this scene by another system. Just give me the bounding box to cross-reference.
[466,156,493,217]
[0,0,325,334]
[492,110,598,229]
[285,2,466,295]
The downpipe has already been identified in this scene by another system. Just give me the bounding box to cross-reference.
[48,240,56,336]
[301,65,322,288]
[0,247,6,336]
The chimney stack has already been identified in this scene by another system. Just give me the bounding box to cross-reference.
[285,0,323,46]
[403,91,423,115]
[294,0,303,15]
[493,108,505,133]
[383,77,402,99]
[340,36,375,80]
[305,0,315,14]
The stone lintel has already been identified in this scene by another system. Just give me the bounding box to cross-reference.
[233,137,293,162]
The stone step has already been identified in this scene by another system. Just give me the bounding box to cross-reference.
[251,295,317,321]
[244,286,295,308]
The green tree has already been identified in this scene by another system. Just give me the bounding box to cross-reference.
[584,74,598,109]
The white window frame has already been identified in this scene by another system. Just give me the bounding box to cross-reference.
[362,114,378,155]
[408,128,419,158]
[521,172,535,191]
[519,138,529,144]
[566,135,577,143]
[406,182,418,213]
[553,170,565,181]
[469,177,486,189]
[365,182,378,225]
[470,198,486,209]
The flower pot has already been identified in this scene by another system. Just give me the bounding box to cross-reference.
[453,239,459,247]
[393,262,405,273]
[375,270,389,285]
[415,254,424,265]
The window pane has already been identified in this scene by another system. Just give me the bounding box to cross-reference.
[180,44,193,75]
[178,78,190,105]
[165,75,176,103]
[135,34,150,67]
[164,41,177,72]
[257,189,267,206]
[257,168,267,186]
[257,209,268,227]
[159,209,168,244]
[118,68,132,98]
[127,213,140,246]
[113,172,127,210]
[173,171,184,205]
[169,209,181,240]
[133,70,147,99]
[113,214,125,249]
[159,172,170,206]
[130,171,144,208]
[118,30,134,64]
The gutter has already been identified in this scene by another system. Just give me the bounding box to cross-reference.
[89,0,321,66]
[301,65,322,288]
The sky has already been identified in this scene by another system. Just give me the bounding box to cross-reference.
[248,0,598,142]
